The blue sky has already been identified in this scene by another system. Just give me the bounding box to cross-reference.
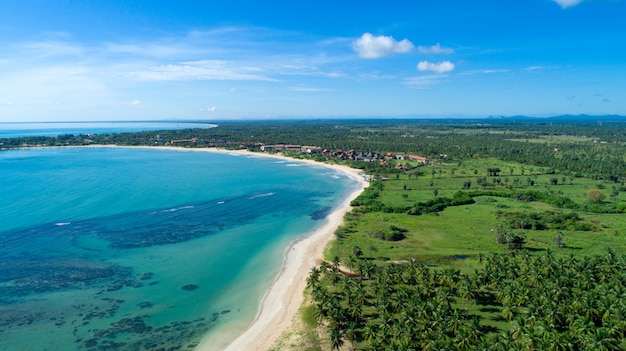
[0,0,624,121]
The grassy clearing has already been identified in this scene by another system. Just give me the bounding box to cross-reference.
[328,157,625,270]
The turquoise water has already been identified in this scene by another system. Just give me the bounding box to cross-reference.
[0,121,214,138]
[0,147,359,351]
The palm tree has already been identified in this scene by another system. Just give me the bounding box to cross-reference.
[583,327,621,351]
[362,322,377,344]
[489,330,526,351]
[313,302,326,323]
[328,265,342,286]
[345,321,359,344]
[347,299,363,321]
[361,260,375,280]
[307,266,321,290]
[319,260,331,275]
[543,330,570,351]
[328,323,345,350]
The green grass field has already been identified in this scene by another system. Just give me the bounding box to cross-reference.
[327,158,625,270]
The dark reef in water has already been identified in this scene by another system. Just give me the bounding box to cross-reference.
[0,187,330,349]
[0,258,126,300]
[82,315,212,351]
[310,206,332,220]
[0,191,288,300]
[137,301,154,309]
[1,191,291,251]
[181,284,199,291]
[1,288,231,351]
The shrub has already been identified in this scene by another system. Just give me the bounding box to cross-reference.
[372,225,408,241]
[499,211,586,231]
[494,223,525,251]
[586,189,606,202]
[407,192,475,216]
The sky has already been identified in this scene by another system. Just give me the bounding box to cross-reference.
[0,0,625,122]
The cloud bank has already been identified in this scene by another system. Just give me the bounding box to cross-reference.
[352,33,414,59]
[417,61,455,74]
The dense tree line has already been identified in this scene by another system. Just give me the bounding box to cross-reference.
[2,118,625,178]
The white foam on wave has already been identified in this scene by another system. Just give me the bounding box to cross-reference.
[249,192,275,199]
[55,222,71,226]
[285,163,302,167]
[217,201,225,205]
[161,205,195,213]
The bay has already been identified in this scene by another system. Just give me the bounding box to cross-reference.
[0,121,214,138]
[0,147,359,351]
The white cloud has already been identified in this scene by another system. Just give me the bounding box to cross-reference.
[525,65,558,72]
[355,72,397,81]
[352,33,414,59]
[104,42,204,59]
[124,60,278,81]
[271,62,346,79]
[461,69,510,75]
[130,100,141,106]
[404,75,449,89]
[553,0,584,8]
[417,61,455,74]
[418,43,454,54]
[17,40,84,58]
[196,106,217,112]
[288,86,330,92]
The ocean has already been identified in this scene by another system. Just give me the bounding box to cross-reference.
[0,147,359,351]
[0,121,214,138]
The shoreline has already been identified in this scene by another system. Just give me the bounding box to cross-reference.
[85,145,369,350]
[196,148,367,351]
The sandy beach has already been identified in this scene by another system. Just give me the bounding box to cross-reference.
[181,148,368,351]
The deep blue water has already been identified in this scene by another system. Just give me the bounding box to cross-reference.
[0,121,214,138]
[0,147,359,351]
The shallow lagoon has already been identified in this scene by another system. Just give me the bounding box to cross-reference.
[0,147,358,351]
